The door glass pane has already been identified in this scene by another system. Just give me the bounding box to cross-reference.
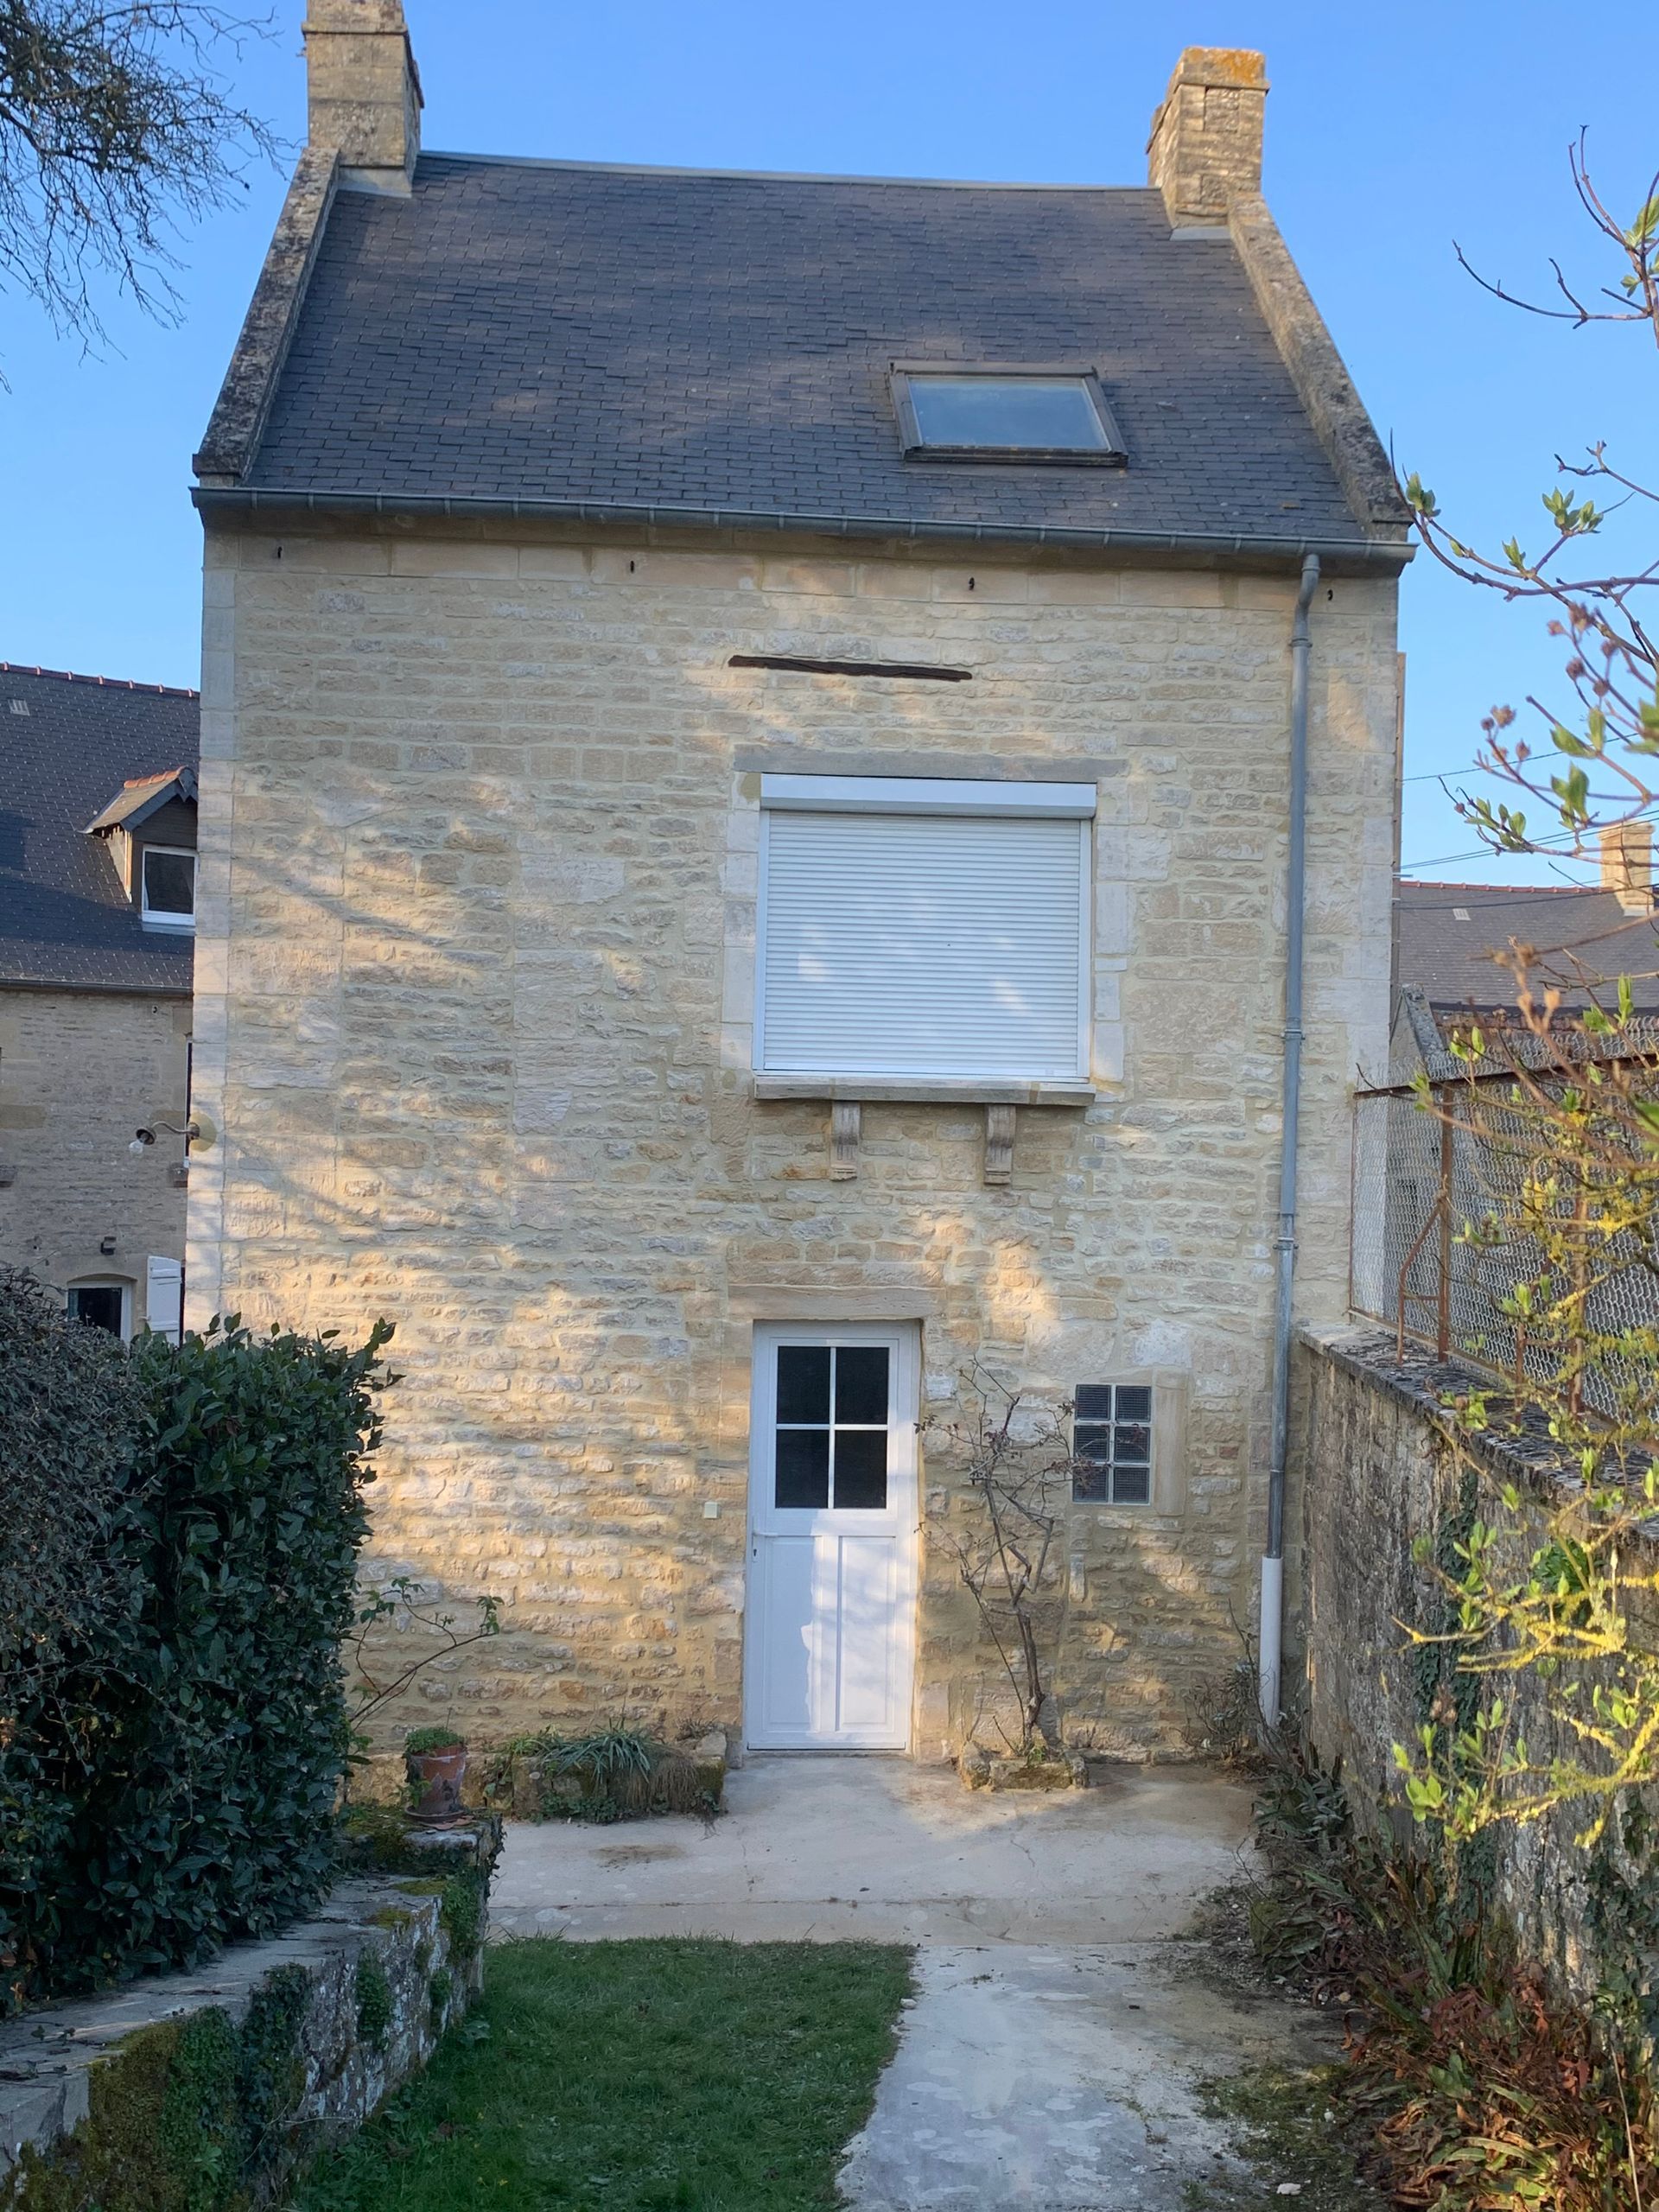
[833,1427,887,1510]
[775,1427,830,1508]
[776,1344,831,1424]
[835,1345,889,1426]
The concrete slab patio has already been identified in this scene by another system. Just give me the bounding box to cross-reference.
[492,1753,1255,1945]
[493,1757,1336,2209]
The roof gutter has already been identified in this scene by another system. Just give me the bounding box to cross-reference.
[0,976,193,1000]
[191,485,1412,572]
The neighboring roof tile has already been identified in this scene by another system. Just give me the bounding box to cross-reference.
[243,156,1370,546]
[0,665,198,992]
[1395,878,1659,1014]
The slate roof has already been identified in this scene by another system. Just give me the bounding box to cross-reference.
[0,665,198,993]
[241,156,1370,548]
[1395,878,1659,1014]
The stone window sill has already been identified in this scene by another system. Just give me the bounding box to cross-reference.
[751,1075,1098,1107]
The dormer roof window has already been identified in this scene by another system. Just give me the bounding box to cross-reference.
[85,766,198,836]
[85,766,199,934]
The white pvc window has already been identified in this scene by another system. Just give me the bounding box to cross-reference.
[755,776,1093,1082]
[140,846,196,931]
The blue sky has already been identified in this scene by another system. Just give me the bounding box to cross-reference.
[2,0,1655,882]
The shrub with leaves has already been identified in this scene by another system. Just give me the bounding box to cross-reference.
[1246,1737,1659,2211]
[0,1269,145,2018]
[492,1727,718,1823]
[0,1304,391,2013]
[0,1266,143,1664]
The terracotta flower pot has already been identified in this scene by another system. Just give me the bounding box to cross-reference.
[406,1744,467,1826]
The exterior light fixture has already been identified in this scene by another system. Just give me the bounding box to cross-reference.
[129,1114,216,1157]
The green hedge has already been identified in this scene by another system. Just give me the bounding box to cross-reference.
[0,1275,390,2014]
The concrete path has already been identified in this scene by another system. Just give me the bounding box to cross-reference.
[493,1757,1333,2208]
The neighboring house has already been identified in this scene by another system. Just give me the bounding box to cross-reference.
[188,10,1409,1759]
[0,663,200,1339]
[1392,823,1659,1077]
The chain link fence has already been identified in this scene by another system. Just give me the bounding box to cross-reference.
[1349,1050,1659,1407]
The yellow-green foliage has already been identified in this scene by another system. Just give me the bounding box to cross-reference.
[1393,1011,1659,1848]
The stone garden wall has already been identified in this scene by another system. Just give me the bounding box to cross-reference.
[0,1822,494,2205]
[1300,1325,1653,1999]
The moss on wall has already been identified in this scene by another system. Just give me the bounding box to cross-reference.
[2,1831,497,2210]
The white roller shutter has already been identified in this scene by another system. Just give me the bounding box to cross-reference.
[145,1255,184,1344]
[758,810,1089,1079]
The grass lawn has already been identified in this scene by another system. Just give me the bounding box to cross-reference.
[292,1938,912,2212]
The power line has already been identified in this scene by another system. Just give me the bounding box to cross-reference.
[1402,809,1659,873]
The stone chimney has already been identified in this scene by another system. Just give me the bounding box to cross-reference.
[1147,48,1268,232]
[1600,820,1654,916]
[303,0,423,195]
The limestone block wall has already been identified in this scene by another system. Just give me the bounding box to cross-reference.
[189,525,1399,1758]
[0,988,191,1332]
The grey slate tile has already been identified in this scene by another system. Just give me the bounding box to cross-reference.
[0,667,198,993]
[246,157,1367,544]
[1395,878,1659,1015]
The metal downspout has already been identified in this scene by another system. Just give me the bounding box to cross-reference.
[1259,552,1320,1730]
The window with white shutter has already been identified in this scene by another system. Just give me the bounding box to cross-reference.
[145,1255,184,1344]
[756,777,1093,1083]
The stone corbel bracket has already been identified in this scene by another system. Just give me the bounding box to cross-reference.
[983,1104,1016,1185]
[824,1100,1018,1182]
[830,1101,861,1180]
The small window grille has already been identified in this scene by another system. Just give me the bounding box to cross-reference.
[1072,1383,1153,1504]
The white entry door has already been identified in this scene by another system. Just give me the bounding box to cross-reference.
[745,1323,919,1751]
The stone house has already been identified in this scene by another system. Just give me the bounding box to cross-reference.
[0,663,200,1338]
[188,7,1410,1760]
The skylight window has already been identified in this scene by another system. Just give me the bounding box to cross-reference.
[891,365,1125,465]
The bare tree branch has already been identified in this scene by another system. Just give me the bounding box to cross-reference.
[1405,133,1659,862]
[0,1,279,354]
